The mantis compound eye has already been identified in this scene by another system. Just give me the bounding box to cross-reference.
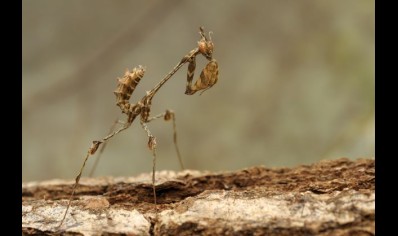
[197,26,214,60]
[198,41,214,60]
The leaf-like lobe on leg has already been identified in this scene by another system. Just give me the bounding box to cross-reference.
[114,66,146,114]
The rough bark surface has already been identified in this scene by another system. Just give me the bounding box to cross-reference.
[22,158,375,236]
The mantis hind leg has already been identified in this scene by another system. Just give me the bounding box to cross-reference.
[146,110,184,170]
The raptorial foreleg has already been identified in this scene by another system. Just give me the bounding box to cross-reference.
[185,59,219,95]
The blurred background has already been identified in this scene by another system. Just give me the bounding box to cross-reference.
[22,0,374,182]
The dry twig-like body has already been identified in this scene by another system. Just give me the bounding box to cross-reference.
[58,26,218,228]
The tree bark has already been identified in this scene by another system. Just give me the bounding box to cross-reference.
[22,158,374,236]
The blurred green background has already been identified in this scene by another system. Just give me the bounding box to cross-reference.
[22,0,374,182]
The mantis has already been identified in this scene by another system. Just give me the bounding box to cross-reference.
[58,26,219,228]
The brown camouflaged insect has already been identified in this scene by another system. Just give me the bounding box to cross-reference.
[58,26,219,228]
